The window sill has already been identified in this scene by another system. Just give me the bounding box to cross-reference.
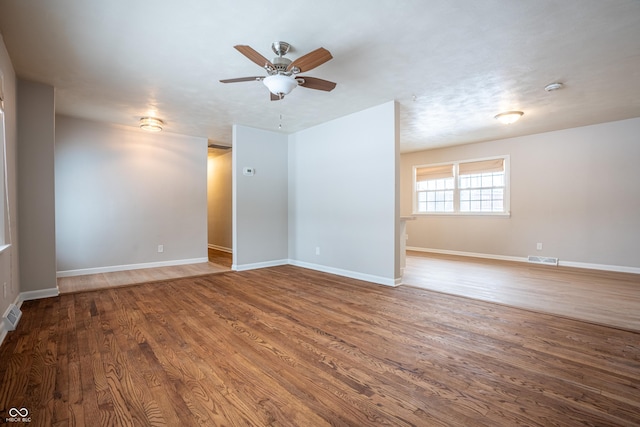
[0,244,11,254]
[412,211,511,218]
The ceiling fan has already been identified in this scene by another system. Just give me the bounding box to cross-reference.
[220,41,336,101]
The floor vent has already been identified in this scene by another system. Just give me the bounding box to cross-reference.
[3,304,22,331]
[527,256,559,266]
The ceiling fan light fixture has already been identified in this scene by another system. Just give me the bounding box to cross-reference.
[263,74,298,96]
[494,111,524,125]
[140,117,163,132]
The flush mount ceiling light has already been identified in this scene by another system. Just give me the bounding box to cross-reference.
[263,74,298,98]
[139,117,163,132]
[494,111,524,125]
[544,82,564,92]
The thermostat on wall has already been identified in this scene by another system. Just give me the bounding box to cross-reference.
[243,167,255,176]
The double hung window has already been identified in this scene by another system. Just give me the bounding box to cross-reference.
[414,156,509,215]
[1,100,6,245]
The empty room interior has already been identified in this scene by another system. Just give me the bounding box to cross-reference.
[0,1,639,426]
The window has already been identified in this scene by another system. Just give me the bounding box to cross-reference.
[415,164,455,213]
[1,101,6,245]
[414,156,509,215]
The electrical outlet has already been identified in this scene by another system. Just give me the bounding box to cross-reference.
[3,282,6,298]
[158,245,164,253]
[315,246,320,255]
[536,243,543,251]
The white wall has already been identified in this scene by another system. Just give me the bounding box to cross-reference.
[288,101,400,285]
[17,79,57,293]
[207,150,232,251]
[0,34,19,336]
[232,125,288,269]
[401,117,640,271]
[55,115,208,274]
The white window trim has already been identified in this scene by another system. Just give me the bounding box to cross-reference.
[412,155,511,217]
[0,102,6,245]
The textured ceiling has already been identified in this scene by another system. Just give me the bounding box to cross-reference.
[0,0,639,152]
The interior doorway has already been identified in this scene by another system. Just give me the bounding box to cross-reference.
[207,143,233,268]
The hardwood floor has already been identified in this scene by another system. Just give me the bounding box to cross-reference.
[1,265,639,426]
[57,248,232,294]
[206,248,233,268]
[403,251,640,332]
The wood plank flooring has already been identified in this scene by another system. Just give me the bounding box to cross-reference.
[1,265,639,426]
[57,249,232,294]
[403,251,640,332]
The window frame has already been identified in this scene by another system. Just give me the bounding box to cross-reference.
[1,100,7,247]
[412,155,510,217]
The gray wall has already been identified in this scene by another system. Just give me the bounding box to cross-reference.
[55,115,208,273]
[288,101,400,284]
[17,79,57,292]
[207,150,232,251]
[401,117,640,270]
[0,34,19,319]
[232,125,288,268]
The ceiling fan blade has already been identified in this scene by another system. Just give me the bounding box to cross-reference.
[220,76,264,83]
[234,45,274,69]
[297,76,337,92]
[270,92,282,101]
[287,47,332,73]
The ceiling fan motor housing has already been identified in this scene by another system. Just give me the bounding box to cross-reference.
[271,56,293,73]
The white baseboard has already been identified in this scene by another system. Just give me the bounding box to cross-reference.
[57,257,210,278]
[231,258,400,287]
[407,246,527,263]
[208,244,232,253]
[0,322,8,347]
[407,246,640,275]
[233,259,289,271]
[289,260,400,287]
[19,287,59,302]
[558,260,640,275]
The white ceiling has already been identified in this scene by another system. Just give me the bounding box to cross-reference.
[1,0,639,153]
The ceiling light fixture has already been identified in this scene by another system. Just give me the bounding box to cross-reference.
[494,111,524,125]
[263,74,298,98]
[544,82,564,92]
[139,117,164,132]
